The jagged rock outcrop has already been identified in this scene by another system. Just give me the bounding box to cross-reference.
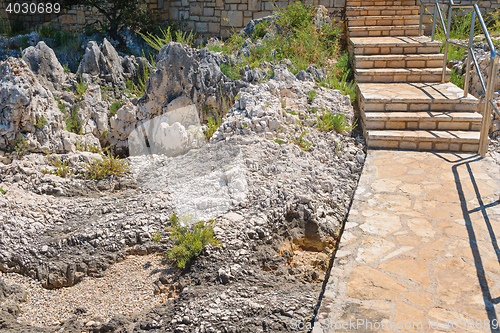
[0,277,26,329]
[77,39,125,88]
[22,41,67,91]
[0,58,65,152]
[136,42,248,121]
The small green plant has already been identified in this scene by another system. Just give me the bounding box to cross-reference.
[153,213,219,269]
[45,155,71,178]
[235,93,241,100]
[316,109,357,133]
[220,63,241,80]
[205,114,221,140]
[287,110,298,115]
[0,187,5,195]
[83,151,130,180]
[280,99,286,109]
[274,138,284,145]
[253,21,271,39]
[76,77,87,99]
[34,115,47,129]
[110,101,121,115]
[75,140,101,153]
[243,123,248,128]
[58,103,66,112]
[307,90,317,103]
[14,136,29,157]
[63,64,70,74]
[450,69,464,89]
[290,130,312,151]
[103,130,109,138]
[334,138,345,155]
[65,106,82,135]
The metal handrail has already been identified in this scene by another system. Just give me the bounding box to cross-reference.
[419,0,499,157]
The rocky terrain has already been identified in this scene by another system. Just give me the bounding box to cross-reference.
[0,26,365,333]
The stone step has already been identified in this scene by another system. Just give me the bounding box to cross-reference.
[354,54,444,69]
[346,0,416,6]
[359,82,479,113]
[364,111,482,131]
[348,15,420,27]
[366,130,480,151]
[346,6,420,17]
[348,25,422,37]
[350,36,441,55]
[355,67,451,83]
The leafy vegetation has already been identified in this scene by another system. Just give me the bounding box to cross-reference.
[307,90,317,103]
[14,136,29,157]
[450,69,465,89]
[204,112,222,140]
[65,106,82,135]
[153,213,219,269]
[43,155,71,178]
[0,187,5,195]
[220,63,241,80]
[110,101,122,115]
[139,26,195,50]
[76,141,102,153]
[76,77,88,99]
[316,109,357,133]
[290,130,312,151]
[34,115,47,129]
[83,151,130,180]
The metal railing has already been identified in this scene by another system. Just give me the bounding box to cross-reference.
[419,0,500,157]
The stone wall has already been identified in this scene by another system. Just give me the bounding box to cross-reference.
[0,0,344,37]
[0,0,162,32]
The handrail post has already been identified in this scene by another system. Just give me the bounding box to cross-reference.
[420,3,424,36]
[432,0,438,41]
[442,5,453,83]
[464,10,476,98]
[479,55,498,157]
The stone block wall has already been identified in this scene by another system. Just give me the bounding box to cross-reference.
[166,0,344,37]
[0,0,344,37]
[0,0,161,32]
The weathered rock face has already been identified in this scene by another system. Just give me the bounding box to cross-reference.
[0,277,26,329]
[0,58,65,152]
[77,85,110,140]
[136,42,248,121]
[77,39,125,88]
[22,41,67,91]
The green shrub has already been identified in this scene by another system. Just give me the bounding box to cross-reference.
[450,69,464,89]
[0,187,5,195]
[316,109,357,133]
[34,115,47,129]
[110,101,121,115]
[44,155,71,178]
[154,213,219,269]
[253,21,270,39]
[14,136,29,157]
[76,77,88,99]
[290,130,311,151]
[75,140,101,153]
[139,26,194,51]
[220,63,241,80]
[83,151,130,180]
[65,106,82,135]
[204,114,221,140]
[58,103,66,112]
[307,90,316,102]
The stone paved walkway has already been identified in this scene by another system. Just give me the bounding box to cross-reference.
[314,150,500,332]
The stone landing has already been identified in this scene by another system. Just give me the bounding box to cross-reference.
[313,150,500,332]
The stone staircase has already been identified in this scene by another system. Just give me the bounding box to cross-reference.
[347,0,481,152]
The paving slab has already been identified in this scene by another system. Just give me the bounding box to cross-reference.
[314,150,500,332]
